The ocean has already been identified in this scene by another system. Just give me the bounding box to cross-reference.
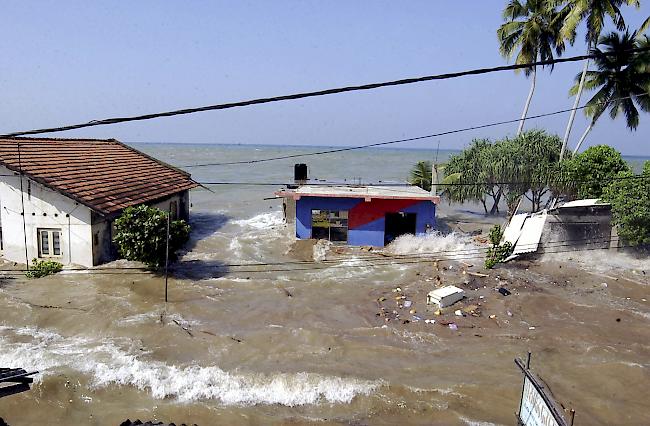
[0,143,648,425]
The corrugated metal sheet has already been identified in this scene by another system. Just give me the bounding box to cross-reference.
[503,213,528,246]
[513,212,547,255]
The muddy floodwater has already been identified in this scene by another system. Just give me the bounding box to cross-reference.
[0,145,649,425]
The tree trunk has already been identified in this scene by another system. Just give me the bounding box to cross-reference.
[481,198,488,214]
[517,66,536,136]
[573,120,595,155]
[561,48,591,161]
[489,188,502,215]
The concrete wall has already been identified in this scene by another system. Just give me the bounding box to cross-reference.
[540,207,613,253]
[0,168,94,267]
[295,196,436,246]
[0,169,192,268]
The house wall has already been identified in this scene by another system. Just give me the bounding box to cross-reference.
[295,196,436,246]
[0,168,94,267]
[540,207,613,252]
[91,190,191,266]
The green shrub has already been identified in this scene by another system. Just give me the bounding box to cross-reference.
[26,258,63,279]
[113,205,190,268]
[602,161,650,246]
[484,225,513,269]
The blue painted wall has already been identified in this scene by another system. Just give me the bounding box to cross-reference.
[295,196,436,246]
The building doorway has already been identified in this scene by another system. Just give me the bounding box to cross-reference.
[384,212,416,245]
[311,210,348,242]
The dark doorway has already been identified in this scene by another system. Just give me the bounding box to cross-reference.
[384,212,416,245]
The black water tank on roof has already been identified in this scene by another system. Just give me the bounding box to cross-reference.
[294,163,308,182]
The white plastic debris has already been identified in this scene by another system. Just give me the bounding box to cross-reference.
[404,300,412,308]
[427,285,465,308]
[454,310,463,316]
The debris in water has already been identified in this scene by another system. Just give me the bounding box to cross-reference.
[403,300,412,308]
[489,315,497,319]
[528,326,536,330]
[449,323,458,330]
[454,310,463,316]
[427,285,465,308]
[498,287,511,296]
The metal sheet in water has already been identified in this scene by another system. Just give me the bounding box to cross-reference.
[503,213,528,246]
[513,212,547,255]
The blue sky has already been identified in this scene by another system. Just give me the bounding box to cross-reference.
[2,1,649,155]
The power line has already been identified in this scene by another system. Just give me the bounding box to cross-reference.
[179,95,649,167]
[2,47,649,139]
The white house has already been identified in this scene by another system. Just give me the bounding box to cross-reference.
[0,137,199,267]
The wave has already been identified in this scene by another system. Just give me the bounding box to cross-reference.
[385,232,481,259]
[232,212,284,230]
[0,326,377,406]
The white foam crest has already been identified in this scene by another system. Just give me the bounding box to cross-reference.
[0,326,378,406]
[232,212,284,230]
[542,250,649,278]
[385,232,481,259]
[313,240,333,261]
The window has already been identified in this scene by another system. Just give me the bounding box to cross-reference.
[38,228,62,257]
[311,210,348,242]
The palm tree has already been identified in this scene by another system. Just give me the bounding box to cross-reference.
[571,30,650,153]
[497,0,567,135]
[559,0,640,159]
[409,161,432,191]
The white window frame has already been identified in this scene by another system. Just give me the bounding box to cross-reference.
[37,228,63,258]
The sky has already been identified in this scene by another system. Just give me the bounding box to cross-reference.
[2,1,650,155]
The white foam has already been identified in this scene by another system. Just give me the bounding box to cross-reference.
[0,326,378,406]
[542,250,649,278]
[385,232,481,259]
[313,240,332,261]
[232,212,284,230]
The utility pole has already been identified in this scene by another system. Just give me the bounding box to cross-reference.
[164,204,171,303]
[17,142,29,270]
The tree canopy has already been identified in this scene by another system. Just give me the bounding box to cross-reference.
[441,130,565,214]
[602,160,650,246]
[561,144,630,198]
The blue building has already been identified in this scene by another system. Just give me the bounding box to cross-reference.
[277,185,439,246]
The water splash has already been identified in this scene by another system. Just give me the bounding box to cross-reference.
[385,232,482,260]
[0,326,378,406]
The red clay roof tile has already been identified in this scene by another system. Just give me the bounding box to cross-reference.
[0,137,199,214]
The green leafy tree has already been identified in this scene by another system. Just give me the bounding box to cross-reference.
[113,204,190,268]
[602,161,650,245]
[442,130,565,214]
[559,0,640,156]
[408,161,432,191]
[444,139,499,214]
[497,0,568,135]
[570,29,650,152]
[563,144,630,198]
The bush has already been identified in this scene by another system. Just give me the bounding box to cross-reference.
[563,145,630,199]
[113,205,191,268]
[484,225,513,269]
[26,258,63,279]
[602,161,650,246]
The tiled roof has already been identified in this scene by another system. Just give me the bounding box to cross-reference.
[0,137,199,214]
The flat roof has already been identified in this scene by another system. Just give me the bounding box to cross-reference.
[558,198,609,208]
[276,185,440,203]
